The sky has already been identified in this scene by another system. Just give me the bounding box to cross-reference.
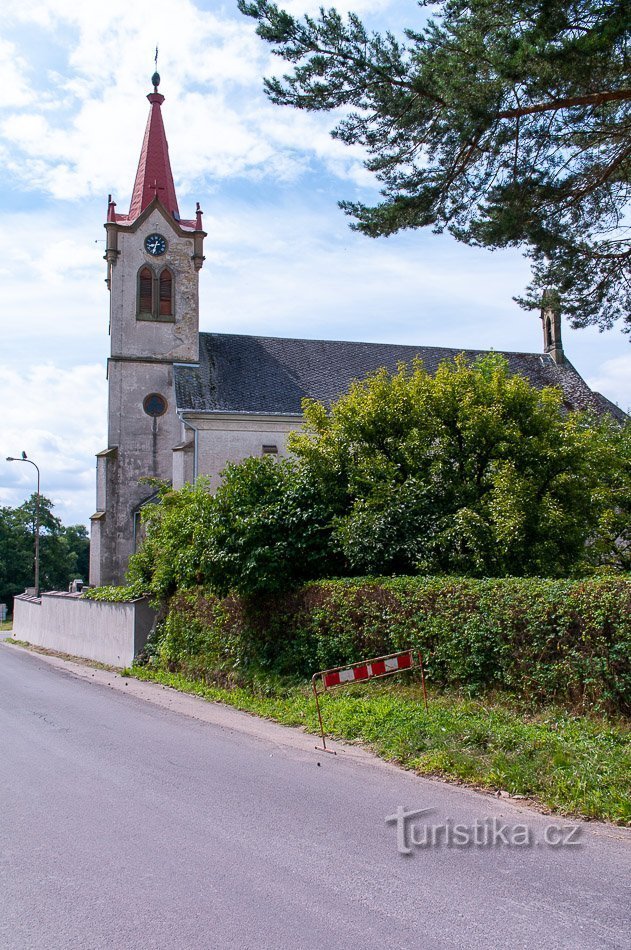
[1,0,630,528]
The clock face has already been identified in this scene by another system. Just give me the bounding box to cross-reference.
[145,233,167,256]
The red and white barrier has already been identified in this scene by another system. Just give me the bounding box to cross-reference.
[322,651,414,689]
[312,649,428,752]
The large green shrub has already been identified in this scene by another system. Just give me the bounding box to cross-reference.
[290,354,628,578]
[149,576,631,715]
[126,479,217,599]
[127,462,341,600]
[127,355,629,600]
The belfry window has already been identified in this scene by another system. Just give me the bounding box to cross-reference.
[159,268,173,317]
[138,267,153,314]
[137,264,174,321]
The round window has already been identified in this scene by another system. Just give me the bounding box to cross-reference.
[143,393,168,417]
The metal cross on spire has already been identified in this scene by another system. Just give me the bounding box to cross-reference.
[152,46,160,91]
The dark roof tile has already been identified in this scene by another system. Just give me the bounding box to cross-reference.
[173,333,625,419]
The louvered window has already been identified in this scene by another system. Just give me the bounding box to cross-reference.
[139,267,153,314]
[159,269,173,316]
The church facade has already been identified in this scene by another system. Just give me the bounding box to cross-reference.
[89,77,625,587]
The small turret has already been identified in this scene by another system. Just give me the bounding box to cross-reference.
[540,289,564,364]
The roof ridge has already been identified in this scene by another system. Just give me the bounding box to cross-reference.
[197,330,543,358]
[174,333,624,419]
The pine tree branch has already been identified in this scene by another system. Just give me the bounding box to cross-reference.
[497,89,631,120]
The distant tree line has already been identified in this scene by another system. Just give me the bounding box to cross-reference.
[0,495,89,611]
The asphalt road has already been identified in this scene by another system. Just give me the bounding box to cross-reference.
[1,641,629,950]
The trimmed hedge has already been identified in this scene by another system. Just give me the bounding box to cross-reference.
[148,576,631,715]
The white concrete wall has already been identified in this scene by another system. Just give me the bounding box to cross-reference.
[12,593,156,668]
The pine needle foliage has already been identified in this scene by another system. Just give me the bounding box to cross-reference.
[239,0,631,331]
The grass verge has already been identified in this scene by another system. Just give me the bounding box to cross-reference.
[126,665,630,825]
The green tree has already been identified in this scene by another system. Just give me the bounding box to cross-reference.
[0,495,90,609]
[62,524,90,582]
[0,506,33,607]
[128,355,628,599]
[127,462,341,600]
[126,480,218,600]
[584,420,631,572]
[204,456,341,596]
[239,0,631,332]
[290,353,614,577]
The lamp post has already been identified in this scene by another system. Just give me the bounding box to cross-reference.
[6,453,41,597]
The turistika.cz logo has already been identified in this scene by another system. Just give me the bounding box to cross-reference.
[385,807,583,855]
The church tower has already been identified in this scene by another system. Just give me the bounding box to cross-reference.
[90,73,206,586]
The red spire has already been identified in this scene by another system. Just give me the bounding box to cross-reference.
[128,74,179,222]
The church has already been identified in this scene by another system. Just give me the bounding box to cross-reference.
[89,74,625,586]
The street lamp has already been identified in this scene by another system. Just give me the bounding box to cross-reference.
[6,452,41,597]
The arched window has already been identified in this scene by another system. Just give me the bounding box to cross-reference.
[138,267,153,315]
[545,316,552,348]
[159,268,173,317]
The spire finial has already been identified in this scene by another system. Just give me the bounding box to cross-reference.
[129,62,178,220]
[151,45,160,92]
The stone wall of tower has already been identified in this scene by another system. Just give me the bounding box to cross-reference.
[90,207,202,586]
[110,208,199,363]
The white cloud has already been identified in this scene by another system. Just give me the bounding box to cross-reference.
[198,194,541,352]
[587,354,631,414]
[0,211,106,360]
[0,364,106,525]
[0,38,34,108]
[1,0,373,202]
